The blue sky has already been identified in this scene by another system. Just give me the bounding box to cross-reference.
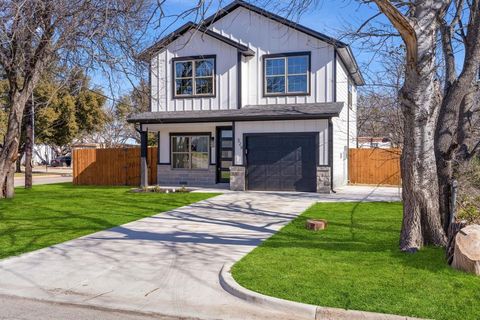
[91,0,393,99]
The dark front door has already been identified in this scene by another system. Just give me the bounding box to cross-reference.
[216,127,233,183]
[245,133,317,192]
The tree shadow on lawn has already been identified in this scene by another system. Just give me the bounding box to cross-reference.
[0,185,216,259]
[254,201,455,274]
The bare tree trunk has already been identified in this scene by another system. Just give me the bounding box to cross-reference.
[24,101,33,189]
[400,81,446,250]
[436,83,480,233]
[435,92,470,234]
[15,155,22,173]
[397,5,447,251]
[0,91,32,198]
[3,162,15,198]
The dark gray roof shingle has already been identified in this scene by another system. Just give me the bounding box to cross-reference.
[128,102,344,124]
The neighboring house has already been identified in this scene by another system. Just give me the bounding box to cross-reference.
[128,0,364,192]
[357,137,393,149]
[20,144,56,166]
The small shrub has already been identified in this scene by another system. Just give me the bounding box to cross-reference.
[456,158,480,224]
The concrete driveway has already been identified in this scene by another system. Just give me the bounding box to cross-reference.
[0,187,400,320]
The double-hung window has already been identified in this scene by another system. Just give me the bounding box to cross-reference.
[171,134,210,170]
[264,52,310,96]
[173,56,215,97]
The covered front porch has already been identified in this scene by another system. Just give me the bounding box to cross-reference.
[129,103,343,192]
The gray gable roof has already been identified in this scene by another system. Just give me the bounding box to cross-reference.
[138,22,254,61]
[204,0,364,86]
[128,102,344,124]
[139,0,364,86]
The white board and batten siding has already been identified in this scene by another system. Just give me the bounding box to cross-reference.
[234,120,329,166]
[332,57,357,187]
[147,5,358,189]
[150,6,337,112]
[143,122,232,164]
[211,6,335,106]
[143,120,329,168]
[150,30,239,112]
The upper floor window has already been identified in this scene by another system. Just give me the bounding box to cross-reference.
[173,56,215,97]
[263,52,310,96]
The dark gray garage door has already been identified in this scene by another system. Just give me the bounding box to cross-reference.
[245,133,317,192]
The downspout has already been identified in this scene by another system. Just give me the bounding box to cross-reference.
[346,79,350,185]
[148,60,152,112]
[328,119,334,193]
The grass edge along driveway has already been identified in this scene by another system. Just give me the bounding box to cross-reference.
[0,183,217,260]
[232,202,480,320]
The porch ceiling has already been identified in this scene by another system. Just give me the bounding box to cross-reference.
[127,102,344,124]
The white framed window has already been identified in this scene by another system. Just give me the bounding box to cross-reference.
[264,52,310,96]
[173,56,215,97]
[171,134,210,170]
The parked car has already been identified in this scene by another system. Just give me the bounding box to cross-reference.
[51,155,71,167]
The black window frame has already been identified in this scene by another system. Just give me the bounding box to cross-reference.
[172,55,216,99]
[170,132,211,170]
[262,51,311,97]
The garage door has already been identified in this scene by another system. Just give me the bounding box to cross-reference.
[245,133,317,192]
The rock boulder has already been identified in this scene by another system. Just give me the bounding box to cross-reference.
[452,224,480,275]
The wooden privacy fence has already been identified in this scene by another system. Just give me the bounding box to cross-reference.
[73,147,158,186]
[349,148,401,186]
[73,147,401,187]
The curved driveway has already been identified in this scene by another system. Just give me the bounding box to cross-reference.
[0,186,400,320]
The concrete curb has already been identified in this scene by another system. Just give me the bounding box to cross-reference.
[219,263,316,319]
[219,263,427,320]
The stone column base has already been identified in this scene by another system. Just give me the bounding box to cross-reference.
[230,166,246,191]
[317,166,331,193]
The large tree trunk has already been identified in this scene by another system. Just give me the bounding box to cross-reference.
[435,91,470,234]
[24,101,34,189]
[435,1,480,232]
[0,91,33,198]
[3,162,15,198]
[398,6,447,251]
[436,81,480,234]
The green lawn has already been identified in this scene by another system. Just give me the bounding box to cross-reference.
[0,183,217,259]
[232,202,480,320]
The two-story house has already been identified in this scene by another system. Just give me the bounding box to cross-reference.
[128,0,364,193]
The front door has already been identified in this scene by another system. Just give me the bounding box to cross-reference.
[216,127,233,183]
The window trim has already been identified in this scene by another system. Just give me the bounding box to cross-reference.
[262,51,311,97]
[170,132,211,170]
[172,55,216,99]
